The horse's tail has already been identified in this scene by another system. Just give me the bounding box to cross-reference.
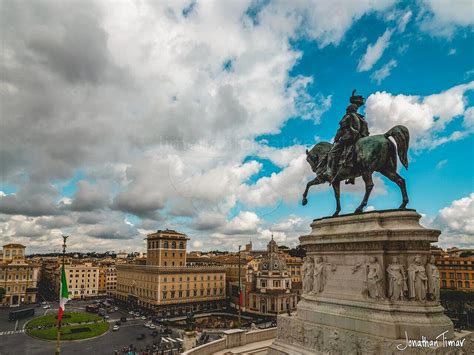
[384,125,409,169]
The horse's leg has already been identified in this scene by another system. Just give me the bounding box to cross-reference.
[332,180,341,216]
[355,172,374,213]
[302,177,322,206]
[381,170,409,209]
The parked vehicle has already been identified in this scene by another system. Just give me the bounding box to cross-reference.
[120,317,127,322]
[112,325,119,331]
[42,305,51,309]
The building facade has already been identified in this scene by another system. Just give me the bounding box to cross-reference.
[436,250,474,291]
[59,262,100,299]
[115,229,226,316]
[246,237,298,316]
[0,244,40,306]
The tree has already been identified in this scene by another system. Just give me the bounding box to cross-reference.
[288,245,306,258]
[0,288,6,302]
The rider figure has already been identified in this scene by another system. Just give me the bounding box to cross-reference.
[327,90,369,184]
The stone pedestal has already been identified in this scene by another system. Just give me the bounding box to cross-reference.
[183,330,197,351]
[269,210,460,354]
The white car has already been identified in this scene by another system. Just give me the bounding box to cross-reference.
[141,316,146,320]
[128,311,134,315]
[112,325,120,331]
[114,307,118,311]
[43,305,51,309]
[148,324,156,330]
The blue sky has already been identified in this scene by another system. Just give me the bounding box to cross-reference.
[1,0,473,253]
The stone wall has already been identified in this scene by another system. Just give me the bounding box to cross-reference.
[182,328,277,355]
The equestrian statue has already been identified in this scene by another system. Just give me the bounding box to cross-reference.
[302,90,410,216]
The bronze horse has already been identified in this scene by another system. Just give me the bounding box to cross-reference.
[302,125,410,216]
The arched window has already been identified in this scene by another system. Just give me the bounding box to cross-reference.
[179,242,184,249]
[172,241,176,249]
[164,241,169,248]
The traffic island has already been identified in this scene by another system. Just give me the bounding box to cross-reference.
[26,312,109,341]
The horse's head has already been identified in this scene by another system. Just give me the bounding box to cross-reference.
[306,142,332,174]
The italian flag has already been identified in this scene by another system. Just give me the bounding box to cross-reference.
[57,266,69,323]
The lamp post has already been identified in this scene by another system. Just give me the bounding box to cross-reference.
[238,245,241,326]
[55,235,68,355]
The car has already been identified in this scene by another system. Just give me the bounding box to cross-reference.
[136,333,146,340]
[120,317,127,322]
[128,311,134,315]
[41,301,48,305]
[43,305,51,309]
[112,325,119,331]
[115,321,121,326]
[148,324,156,330]
[141,316,146,320]
[151,331,158,337]
[114,307,118,311]
[104,315,110,320]
[144,322,150,328]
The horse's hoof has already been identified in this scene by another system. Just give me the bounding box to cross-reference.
[354,207,363,214]
[399,201,408,209]
[302,198,308,206]
[332,211,340,217]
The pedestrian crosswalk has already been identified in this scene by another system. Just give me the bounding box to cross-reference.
[0,329,25,336]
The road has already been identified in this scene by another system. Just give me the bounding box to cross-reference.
[0,301,185,355]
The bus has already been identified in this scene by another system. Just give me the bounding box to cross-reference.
[9,308,35,321]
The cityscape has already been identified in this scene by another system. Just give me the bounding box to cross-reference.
[1,0,473,354]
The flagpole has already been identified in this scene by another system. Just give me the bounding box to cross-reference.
[55,235,68,355]
[238,245,241,326]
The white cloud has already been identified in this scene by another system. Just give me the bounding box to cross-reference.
[371,59,397,84]
[435,193,474,248]
[365,81,474,149]
[192,240,203,249]
[419,0,474,37]
[397,10,412,32]
[357,29,393,72]
[0,0,399,252]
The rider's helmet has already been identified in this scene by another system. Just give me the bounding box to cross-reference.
[350,89,365,108]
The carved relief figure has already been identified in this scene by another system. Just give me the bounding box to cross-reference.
[312,256,326,294]
[407,255,428,302]
[302,256,314,294]
[367,257,384,299]
[386,256,408,301]
[426,255,440,301]
[304,326,323,350]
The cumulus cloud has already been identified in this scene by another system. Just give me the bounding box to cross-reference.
[365,81,474,149]
[0,0,399,252]
[434,193,474,248]
[419,0,474,37]
[357,29,393,72]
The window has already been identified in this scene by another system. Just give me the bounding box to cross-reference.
[164,262,167,266]
[465,273,470,280]
[465,281,470,288]
[179,242,184,249]
[178,291,182,298]
[164,241,169,248]
[172,241,176,249]
[441,272,446,278]
[162,291,167,299]
[457,281,463,288]
[449,273,455,278]
[170,291,175,298]
[186,290,190,297]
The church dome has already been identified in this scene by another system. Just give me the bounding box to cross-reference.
[260,235,288,273]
